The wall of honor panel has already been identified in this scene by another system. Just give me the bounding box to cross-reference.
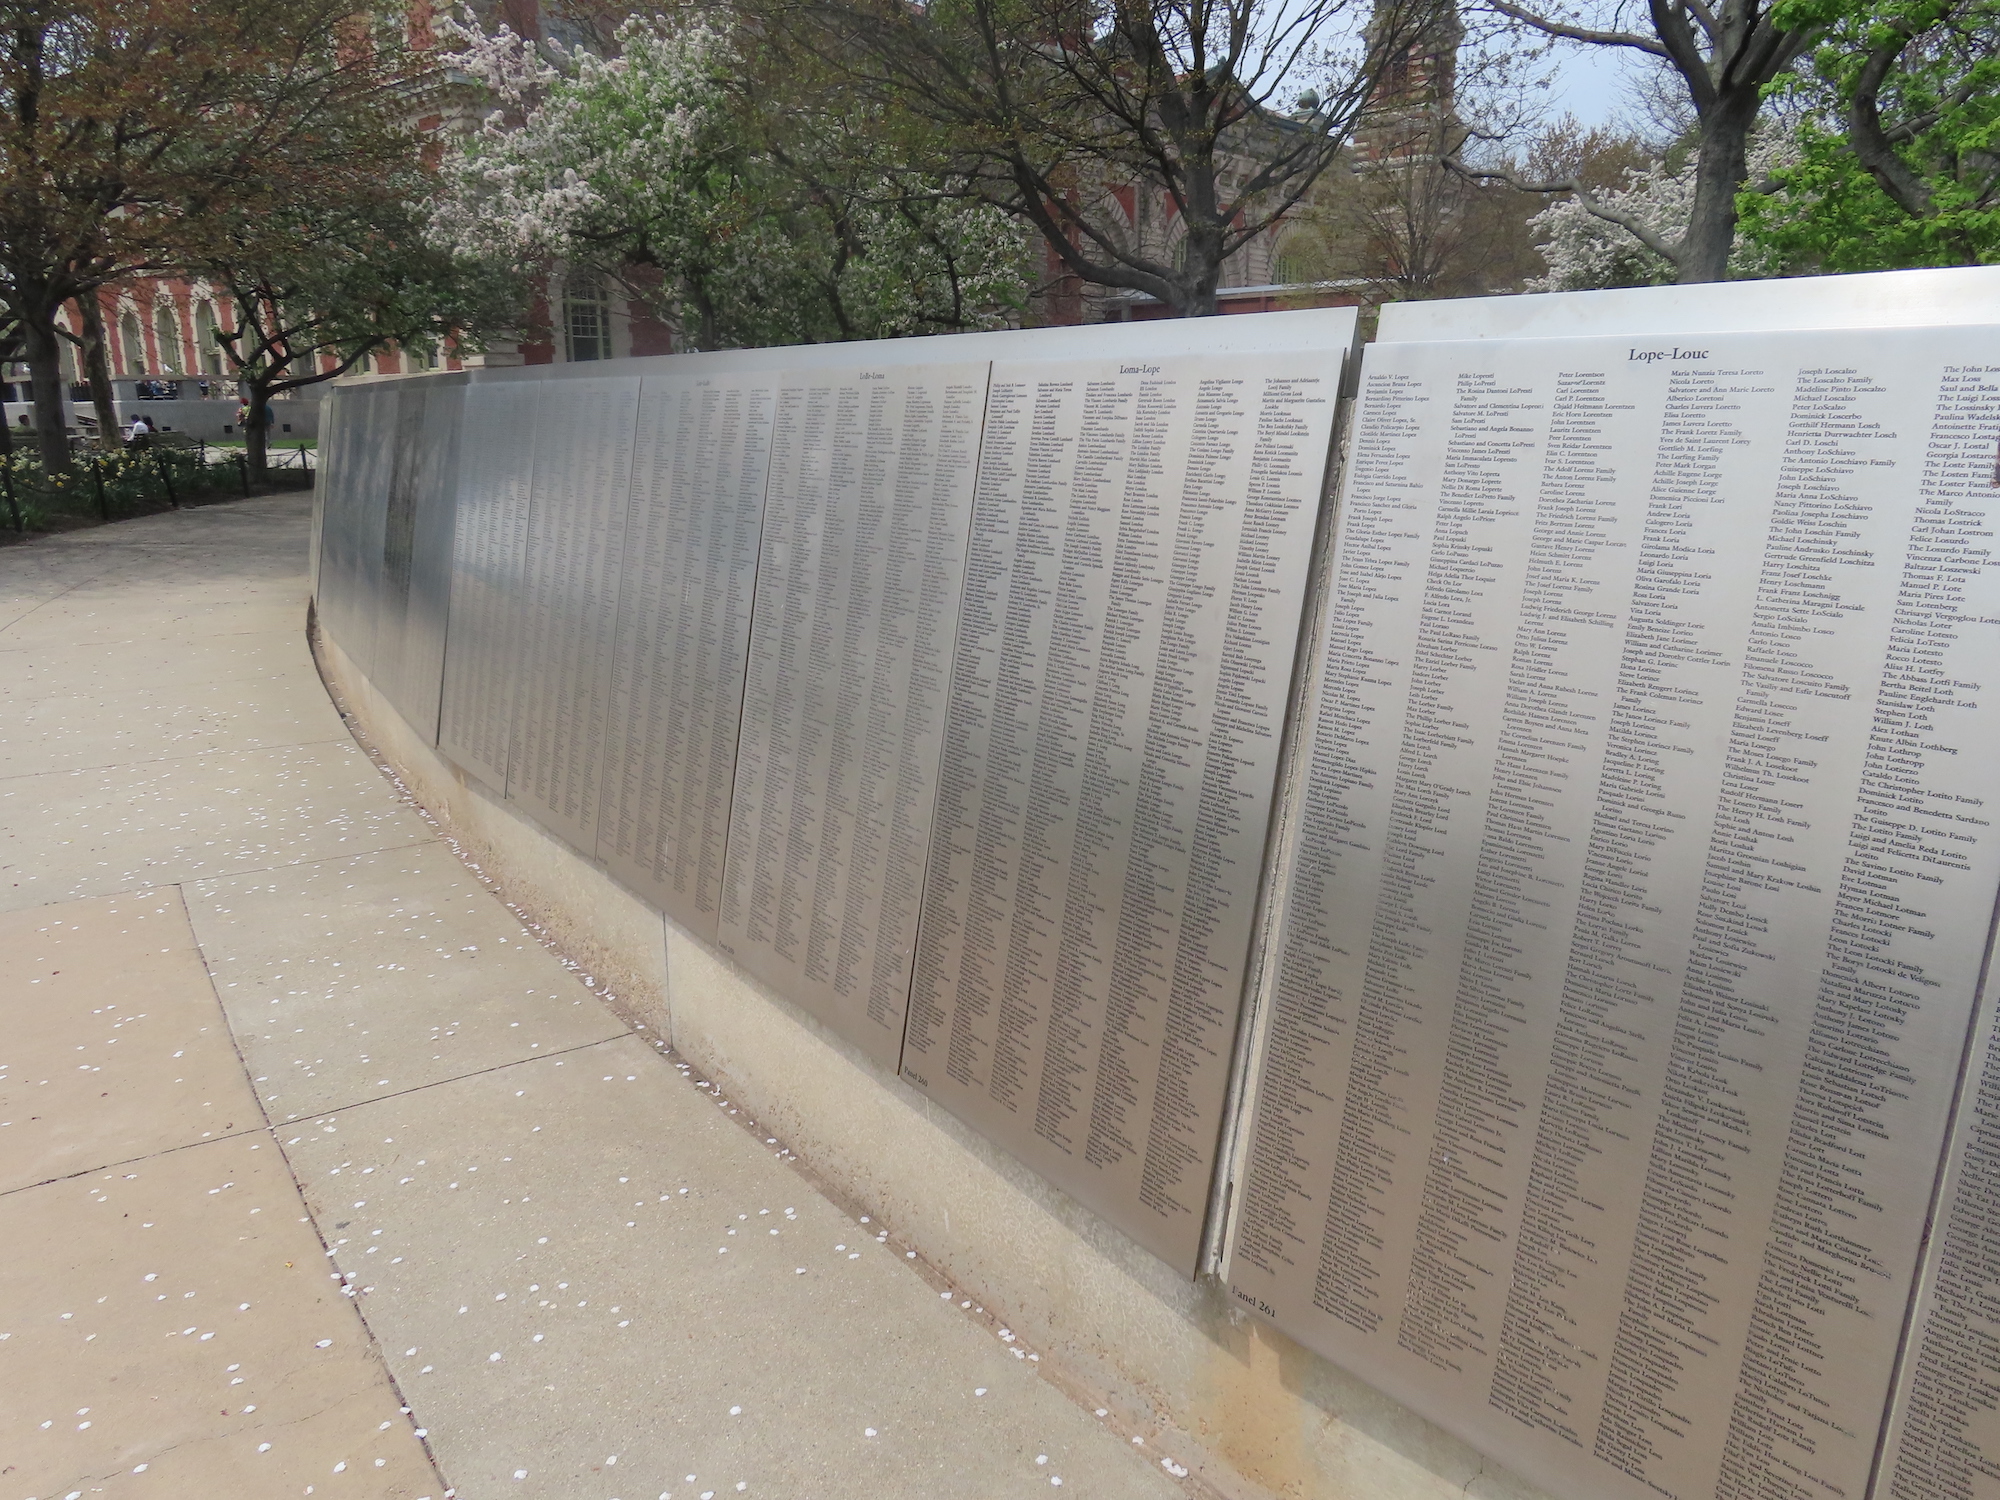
[717,362,990,1065]
[372,376,466,743]
[505,376,642,848]
[1871,355,2000,1500]
[316,382,400,682]
[438,381,542,793]
[1225,328,2000,1500]
[598,372,777,939]
[900,350,1344,1275]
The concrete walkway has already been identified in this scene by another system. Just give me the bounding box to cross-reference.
[0,498,1190,1500]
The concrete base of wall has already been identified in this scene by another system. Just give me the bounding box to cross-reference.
[313,621,1547,1500]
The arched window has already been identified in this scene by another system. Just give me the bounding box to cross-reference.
[195,303,224,376]
[120,311,146,375]
[563,270,611,362]
[153,302,182,374]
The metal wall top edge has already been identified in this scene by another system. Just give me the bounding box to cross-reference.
[456,306,1364,387]
[328,369,474,390]
[1376,264,2000,342]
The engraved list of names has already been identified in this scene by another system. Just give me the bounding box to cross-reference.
[1227,329,2000,1500]
[717,363,990,1067]
[902,351,1342,1275]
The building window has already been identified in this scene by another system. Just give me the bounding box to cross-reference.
[195,303,224,376]
[120,311,146,375]
[564,271,611,362]
[154,303,182,374]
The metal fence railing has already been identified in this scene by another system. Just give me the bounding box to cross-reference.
[0,440,310,535]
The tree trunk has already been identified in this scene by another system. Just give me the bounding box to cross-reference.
[19,310,71,473]
[1175,220,1227,317]
[245,380,272,481]
[1678,99,1760,284]
[75,296,120,448]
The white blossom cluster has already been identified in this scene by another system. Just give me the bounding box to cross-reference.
[1527,129,1799,291]
[429,17,719,263]
[426,14,1029,345]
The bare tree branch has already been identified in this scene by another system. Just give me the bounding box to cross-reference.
[1448,156,1684,263]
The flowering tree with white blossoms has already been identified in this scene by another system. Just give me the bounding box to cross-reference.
[432,16,1031,349]
[1527,127,1799,289]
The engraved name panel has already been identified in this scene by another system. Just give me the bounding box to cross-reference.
[439,380,543,793]
[1227,330,2000,1500]
[902,351,1342,1275]
[598,372,778,939]
[718,363,991,1065]
[507,377,641,848]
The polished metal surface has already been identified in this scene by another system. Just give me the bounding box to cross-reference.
[307,387,334,602]
[438,380,542,792]
[899,350,1344,1275]
[468,307,1362,388]
[315,382,400,680]
[1225,327,2000,1500]
[504,376,642,849]
[597,372,777,939]
[1880,988,2000,1500]
[716,363,990,1066]
[377,376,467,743]
[1870,355,2000,1500]
[1377,263,2000,342]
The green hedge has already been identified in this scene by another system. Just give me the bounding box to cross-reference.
[0,447,253,532]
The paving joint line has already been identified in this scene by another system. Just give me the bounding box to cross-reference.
[0,1122,274,1200]
[259,1032,635,1127]
[185,879,458,1500]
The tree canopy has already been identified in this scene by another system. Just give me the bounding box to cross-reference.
[0,0,416,468]
[432,15,1031,348]
[1740,0,2000,270]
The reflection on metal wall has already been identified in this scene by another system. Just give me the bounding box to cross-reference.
[315,382,399,681]
[438,382,540,792]
[312,315,1358,1286]
[375,378,466,743]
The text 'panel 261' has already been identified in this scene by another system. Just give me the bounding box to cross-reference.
[1227,329,2000,1500]
[901,351,1344,1276]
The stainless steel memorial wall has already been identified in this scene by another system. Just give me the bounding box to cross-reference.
[1223,316,2000,1500]
[312,270,2000,1500]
